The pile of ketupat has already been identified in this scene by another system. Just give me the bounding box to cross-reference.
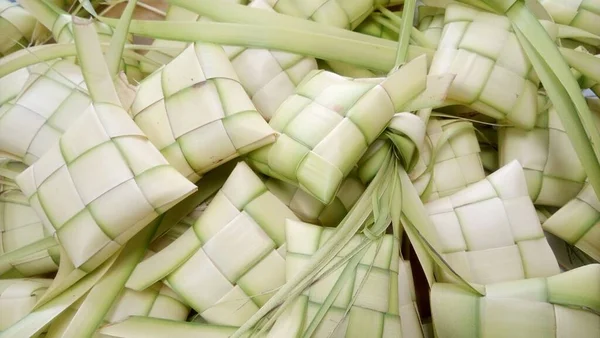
[0,0,599,336]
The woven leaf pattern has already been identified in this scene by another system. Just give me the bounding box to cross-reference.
[15,101,197,272]
[275,220,401,338]
[141,0,318,121]
[131,43,276,182]
[265,174,365,227]
[0,60,90,165]
[425,161,560,285]
[411,118,485,202]
[0,190,58,277]
[0,0,35,57]
[429,4,539,128]
[155,162,297,326]
[499,105,600,207]
[543,183,600,262]
[540,0,600,36]
[0,278,51,330]
[248,58,426,204]
[268,0,399,30]
[431,264,600,338]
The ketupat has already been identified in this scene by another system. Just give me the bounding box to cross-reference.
[1,0,600,336]
[140,0,318,121]
[14,19,197,272]
[248,55,428,204]
[429,3,539,129]
[499,101,600,207]
[425,160,560,284]
[126,162,296,326]
[268,219,403,337]
[130,42,277,183]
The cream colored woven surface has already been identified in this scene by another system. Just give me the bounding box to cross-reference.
[131,43,276,182]
[411,118,485,202]
[0,60,90,165]
[141,0,318,121]
[499,105,600,207]
[161,162,296,326]
[0,190,58,277]
[429,3,539,129]
[431,264,600,338]
[543,183,600,262]
[540,0,600,35]
[0,278,52,330]
[268,0,401,30]
[276,219,402,338]
[15,101,196,272]
[425,161,560,285]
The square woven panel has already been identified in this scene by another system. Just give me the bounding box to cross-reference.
[140,0,318,121]
[431,264,600,338]
[0,190,59,277]
[16,102,197,272]
[131,43,277,183]
[248,57,426,204]
[429,3,539,129]
[0,60,91,165]
[272,220,407,338]
[425,160,560,285]
[411,118,485,202]
[543,182,600,262]
[148,162,298,326]
[499,101,600,207]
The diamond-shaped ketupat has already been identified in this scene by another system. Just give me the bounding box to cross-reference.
[140,0,318,121]
[15,101,197,272]
[431,264,600,338]
[248,55,428,204]
[269,219,406,338]
[15,23,198,272]
[425,160,560,285]
[127,162,300,326]
[429,3,539,129]
[130,42,277,183]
